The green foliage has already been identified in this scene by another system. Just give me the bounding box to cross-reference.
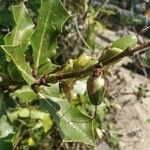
[0,115,14,138]
[2,44,35,85]
[8,108,52,133]
[0,0,139,149]
[13,86,38,103]
[1,4,35,85]
[99,35,137,63]
[31,0,70,70]
[0,10,13,27]
[111,35,137,50]
[40,95,95,146]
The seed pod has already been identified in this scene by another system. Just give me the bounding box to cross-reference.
[87,65,105,105]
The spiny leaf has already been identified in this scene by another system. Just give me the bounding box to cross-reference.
[31,0,70,70]
[1,4,35,85]
[1,44,35,85]
[4,4,34,47]
[39,93,95,146]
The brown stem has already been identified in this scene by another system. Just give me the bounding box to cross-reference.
[43,40,150,84]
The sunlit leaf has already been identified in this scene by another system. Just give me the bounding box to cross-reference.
[1,44,35,85]
[31,0,70,70]
[111,35,137,50]
[1,4,35,85]
[8,108,52,133]
[39,93,95,146]
[4,4,34,47]
[0,115,14,139]
[12,86,38,103]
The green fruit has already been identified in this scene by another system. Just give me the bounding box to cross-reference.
[87,74,105,105]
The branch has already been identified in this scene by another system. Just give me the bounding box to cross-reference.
[43,40,150,84]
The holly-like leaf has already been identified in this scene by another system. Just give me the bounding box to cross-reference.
[4,4,34,47]
[1,44,35,85]
[1,4,35,85]
[31,0,70,70]
[0,115,14,139]
[39,93,95,146]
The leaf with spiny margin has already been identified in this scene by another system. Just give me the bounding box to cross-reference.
[39,92,95,146]
[1,44,35,85]
[4,4,34,47]
[31,0,70,70]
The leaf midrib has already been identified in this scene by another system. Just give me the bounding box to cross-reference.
[39,93,94,144]
[35,3,52,69]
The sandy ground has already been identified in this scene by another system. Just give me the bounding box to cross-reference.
[96,66,150,150]
[95,30,150,150]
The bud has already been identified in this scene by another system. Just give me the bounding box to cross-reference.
[87,65,105,105]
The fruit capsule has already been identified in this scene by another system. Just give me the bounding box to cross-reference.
[87,65,105,105]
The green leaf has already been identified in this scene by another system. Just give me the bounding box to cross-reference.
[0,96,5,118]
[39,94,95,146]
[0,115,14,139]
[38,58,57,75]
[8,108,52,133]
[0,10,13,27]
[53,53,97,75]
[1,44,36,85]
[4,4,34,47]
[1,4,35,85]
[31,0,70,70]
[30,109,53,132]
[7,62,24,82]
[111,35,137,50]
[12,86,38,103]
[0,136,13,150]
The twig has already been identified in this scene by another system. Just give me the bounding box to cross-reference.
[99,0,111,8]
[75,16,91,50]
[139,26,150,35]
[43,40,150,84]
